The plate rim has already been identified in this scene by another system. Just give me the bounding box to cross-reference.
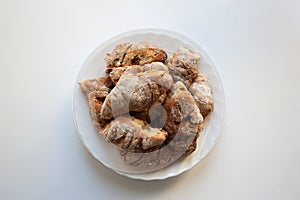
[73,28,226,180]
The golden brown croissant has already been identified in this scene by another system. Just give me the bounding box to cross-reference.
[100,67,173,119]
[109,62,169,85]
[164,81,203,137]
[167,47,200,85]
[102,116,168,152]
[104,43,132,69]
[163,81,203,156]
[105,42,167,70]
[189,73,214,118]
[120,120,200,169]
[119,145,175,169]
[78,78,111,132]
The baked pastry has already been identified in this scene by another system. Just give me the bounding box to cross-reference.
[105,42,167,70]
[130,92,167,128]
[104,43,132,69]
[102,116,168,152]
[79,42,215,170]
[163,81,203,156]
[79,78,110,97]
[169,120,200,157]
[167,47,200,85]
[109,61,169,85]
[109,66,127,85]
[119,145,175,169]
[78,78,111,132]
[123,62,169,76]
[189,73,214,118]
[100,67,173,119]
[120,120,200,169]
[164,81,203,137]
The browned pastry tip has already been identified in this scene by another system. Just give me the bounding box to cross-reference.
[79,78,110,98]
[189,73,214,118]
[167,47,200,84]
[79,78,111,132]
[104,42,132,70]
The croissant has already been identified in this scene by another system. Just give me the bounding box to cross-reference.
[119,145,175,169]
[189,73,214,118]
[78,78,111,132]
[120,120,200,169]
[100,67,173,119]
[167,47,200,85]
[163,81,203,156]
[121,82,203,169]
[102,116,168,152]
[104,43,132,69]
[105,42,167,70]
[79,78,110,97]
[109,62,169,85]
[164,81,203,137]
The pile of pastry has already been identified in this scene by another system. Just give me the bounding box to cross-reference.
[79,42,214,169]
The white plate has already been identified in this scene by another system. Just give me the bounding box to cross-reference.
[73,28,225,180]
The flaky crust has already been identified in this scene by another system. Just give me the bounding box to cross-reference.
[189,73,214,118]
[78,78,111,132]
[109,62,169,85]
[104,43,132,69]
[130,92,167,128]
[105,42,167,70]
[167,47,200,85]
[163,81,203,157]
[119,120,200,169]
[109,67,127,85]
[164,81,203,137]
[123,42,167,66]
[102,116,167,152]
[79,78,110,97]
[100,68,173,119]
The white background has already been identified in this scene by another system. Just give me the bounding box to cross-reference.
[1,0,300,199]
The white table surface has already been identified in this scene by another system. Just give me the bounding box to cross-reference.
[1,0,300,199]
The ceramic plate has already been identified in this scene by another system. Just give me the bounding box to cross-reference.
[73,28,225,180]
